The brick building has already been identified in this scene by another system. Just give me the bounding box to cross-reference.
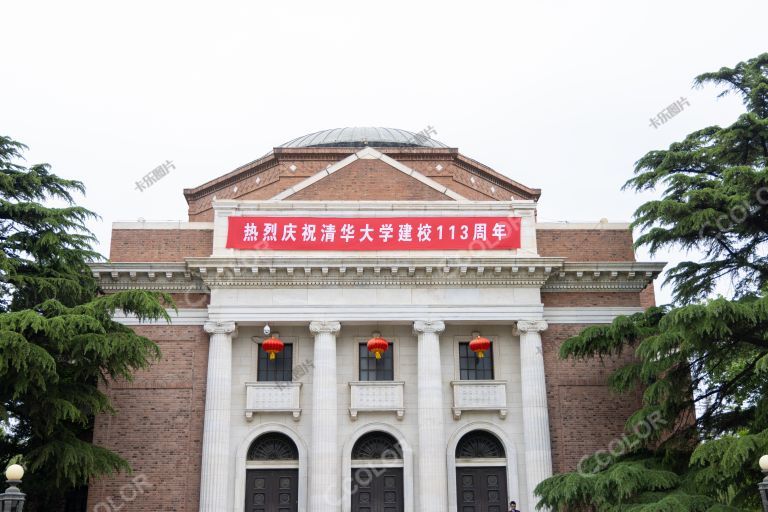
[88,127,663,512]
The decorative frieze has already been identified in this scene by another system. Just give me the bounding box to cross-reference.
[543,262,665,292]
[90,259,663,292]
[91,263,205,293]
[186,257,562,288]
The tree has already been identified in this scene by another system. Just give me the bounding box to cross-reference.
[535,54,768,511]
[0,136,172,509]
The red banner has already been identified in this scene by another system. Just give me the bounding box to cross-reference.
[226,216,521,251]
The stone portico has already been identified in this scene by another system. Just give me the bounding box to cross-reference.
[87,127,663,512]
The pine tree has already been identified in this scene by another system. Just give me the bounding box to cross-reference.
[535,54,768,511]
[0,136,173,509]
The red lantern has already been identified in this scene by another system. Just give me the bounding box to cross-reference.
[262,335,285,360]
[367,335,389,360]
[469,335,491,358]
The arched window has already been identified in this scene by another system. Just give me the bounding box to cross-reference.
[351,431,403,460]
[455,430,505,459]
[246,432,299,461]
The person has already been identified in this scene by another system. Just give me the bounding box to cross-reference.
[508,500,520,512]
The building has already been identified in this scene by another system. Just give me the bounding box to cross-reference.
[88,127,664,512]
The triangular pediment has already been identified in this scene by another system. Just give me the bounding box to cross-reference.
[270,147,467,201]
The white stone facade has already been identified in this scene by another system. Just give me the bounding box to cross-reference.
[94,199,664,512]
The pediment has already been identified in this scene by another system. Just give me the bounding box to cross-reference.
[270,147,467,201]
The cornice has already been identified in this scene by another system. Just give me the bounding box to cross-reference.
[212,199,537,214]
[542,262,665,292]
[89,259,664,291]
[185,256,562,288]
[91,262,207,293]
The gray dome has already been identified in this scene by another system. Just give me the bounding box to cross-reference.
[278,127,448,149]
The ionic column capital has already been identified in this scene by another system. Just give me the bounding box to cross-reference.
[516,320,548,334]
[413,320,446,335]
[309,320,341,335]
[204,320,237,336]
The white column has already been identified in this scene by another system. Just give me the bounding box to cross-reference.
[517,320,553,511]
[413,320,448,511]
[309,320,342,511]
[199,320,236,512]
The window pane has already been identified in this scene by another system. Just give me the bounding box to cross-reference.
[459,342,494,380]
[358,342,394,381]
[257,343,293,381]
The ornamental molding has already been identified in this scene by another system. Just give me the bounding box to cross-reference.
[309,320,341,335]
[212,199,538,215]
[204,320,236,335]
[413,320,446,334]
[516,320,548,334]
[542,262,665,292]
[91,263,206,293]
[89,259,664,291]
[187,256,563,289]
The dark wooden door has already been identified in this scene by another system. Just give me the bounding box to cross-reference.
[456,467,507,512]
[244,468,299,512]
[351,467,404,512]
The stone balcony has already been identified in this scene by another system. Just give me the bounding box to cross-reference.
[245,382,302,421]
[450,380,507,419]
[348,381,405,420]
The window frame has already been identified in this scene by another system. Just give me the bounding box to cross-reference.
[256,342,294,382]
[357,341,395,382]
[353,336,399,382]
[453,335,498,381]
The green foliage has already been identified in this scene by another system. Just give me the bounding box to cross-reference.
[535,54,768,511]
[627,54,768,304]
[0,136,173,508]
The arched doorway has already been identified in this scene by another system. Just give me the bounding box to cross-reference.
[244,432,300,512]
[454,430,508,511]
[350,431,404,512]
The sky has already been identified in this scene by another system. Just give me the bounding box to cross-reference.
[2,0,766,304]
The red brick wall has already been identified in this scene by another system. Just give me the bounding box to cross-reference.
[110,229,213,262]
[537,229,636,262]
[288,159,452,201]
[187,161,323,221]
[87,325,208,512]
[542,292,642,307]
[543,323,643,473]
[640,284,657,308]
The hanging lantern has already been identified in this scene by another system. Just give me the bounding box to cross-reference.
[262,334,285,360]
[367,333,389,360]
[469,334,491,359]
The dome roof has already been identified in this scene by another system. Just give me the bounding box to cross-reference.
[278,127,448,149]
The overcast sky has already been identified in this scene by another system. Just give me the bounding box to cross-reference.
[3,1,766,303]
